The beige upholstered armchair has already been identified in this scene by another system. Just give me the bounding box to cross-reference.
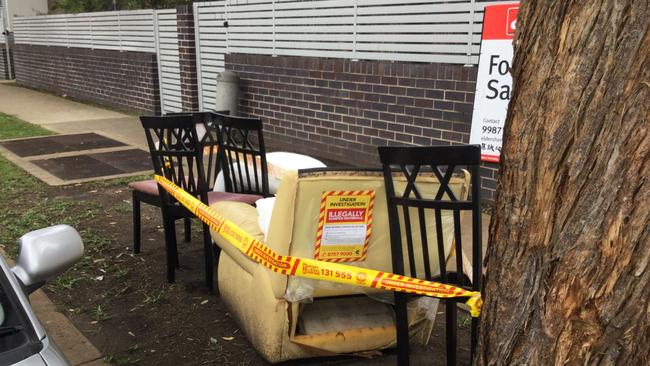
[210,169,471,363]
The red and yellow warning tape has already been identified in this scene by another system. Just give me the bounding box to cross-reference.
[154,175,483,317]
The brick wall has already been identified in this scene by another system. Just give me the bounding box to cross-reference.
[13,44,160,114]
[227,53,500,202]
[0,42,7,79]
[176,4,199,111]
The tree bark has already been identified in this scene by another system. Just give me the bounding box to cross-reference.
[476,1,649,365]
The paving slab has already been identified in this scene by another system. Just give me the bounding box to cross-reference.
[42,117,148,151]
[32,154,124,180]
[1,133,126,157]
[30,149,151,181]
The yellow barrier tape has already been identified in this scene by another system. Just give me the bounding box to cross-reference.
[154,175,482,317]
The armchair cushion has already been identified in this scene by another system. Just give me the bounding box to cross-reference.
[209,201,263,275]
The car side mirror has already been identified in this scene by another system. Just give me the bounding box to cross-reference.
[12,225,84,294]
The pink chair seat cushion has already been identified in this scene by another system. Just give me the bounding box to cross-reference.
[208,191,262,205]
[128,179,159,196]
[129,179,262,205]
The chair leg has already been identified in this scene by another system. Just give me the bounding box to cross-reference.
[202,223,215,293]
[174,221,180,269]
[184,218,192,242]
[470,316,479,360]
[133,193,141,254]
[446,301,457,366]
[395,292,410,366]
[162,214,178,283]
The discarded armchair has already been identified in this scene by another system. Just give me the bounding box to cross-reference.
[209,168,474,363]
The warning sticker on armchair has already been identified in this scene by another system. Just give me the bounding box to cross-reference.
[315,191,375,262]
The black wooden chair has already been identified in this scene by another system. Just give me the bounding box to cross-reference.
[378,145,482,366]
[129,111,226,254]
[140,114,262,292]
[211,113,271,197]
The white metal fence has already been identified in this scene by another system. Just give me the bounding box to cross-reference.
[12,10,157,52]
[155,9,182,114]
[193,0,505,110]
[194,1,226,111]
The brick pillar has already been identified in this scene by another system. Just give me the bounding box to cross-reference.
[0,33,14,80]
[176,5,200,111]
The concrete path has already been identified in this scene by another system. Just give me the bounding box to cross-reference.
[0,81,147,149]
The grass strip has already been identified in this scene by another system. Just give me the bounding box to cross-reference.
[0,113,54,140]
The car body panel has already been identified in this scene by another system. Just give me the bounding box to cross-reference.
[0,255,70,366]
[0,255,47,340]
[13,354,47,366]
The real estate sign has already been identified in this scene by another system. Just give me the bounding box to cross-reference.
[470,3,519,163]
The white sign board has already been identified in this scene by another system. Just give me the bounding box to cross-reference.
[470,3,519,163]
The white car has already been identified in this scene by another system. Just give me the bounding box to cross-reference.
[0,225,84,365]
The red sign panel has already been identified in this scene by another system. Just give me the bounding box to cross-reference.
[482,4,519,40]
[326,208,366,224]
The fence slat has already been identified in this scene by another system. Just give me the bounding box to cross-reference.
[155,9,182,114]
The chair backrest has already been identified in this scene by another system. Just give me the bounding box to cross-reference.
[211,113,270,197]
[140,115,208,205]
[165,111,229,191]
[378,145,482,292]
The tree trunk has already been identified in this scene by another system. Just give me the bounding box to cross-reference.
[476,1,649,365]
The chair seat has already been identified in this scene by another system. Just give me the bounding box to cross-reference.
[129,179,261,205]
[207,191,262,205]
[128,179,159,196]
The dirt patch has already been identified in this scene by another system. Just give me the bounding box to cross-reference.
[37,181,471,366]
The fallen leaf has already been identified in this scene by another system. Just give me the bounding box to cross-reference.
[95,276,104,281]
